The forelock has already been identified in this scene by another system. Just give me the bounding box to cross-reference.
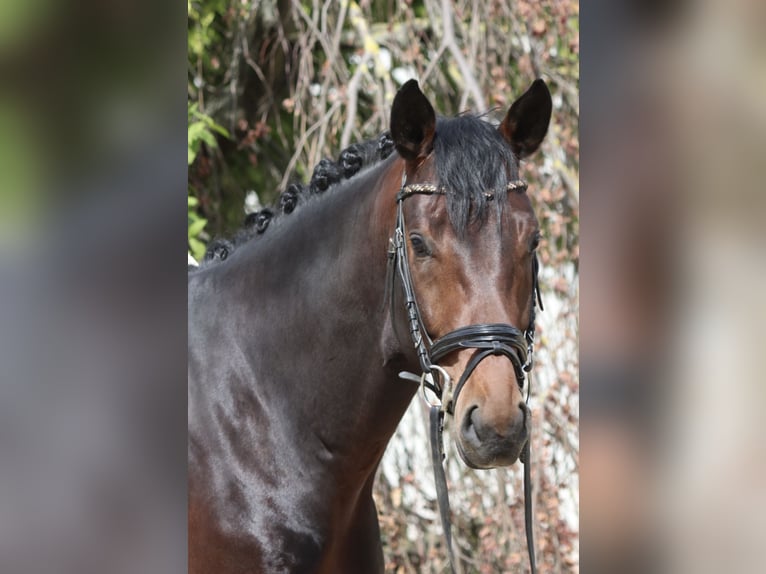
[433,115,519,236]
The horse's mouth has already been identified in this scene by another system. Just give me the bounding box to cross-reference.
[453,431,527,470]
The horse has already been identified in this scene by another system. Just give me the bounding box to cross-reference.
[188,78,552,573]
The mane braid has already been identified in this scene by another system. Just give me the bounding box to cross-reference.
[197,132,395,268]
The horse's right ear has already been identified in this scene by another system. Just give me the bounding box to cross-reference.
[390,80,436,162]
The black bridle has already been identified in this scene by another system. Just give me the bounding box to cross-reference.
[388,173,543,574]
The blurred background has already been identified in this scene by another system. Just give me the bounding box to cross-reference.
[187,2,579,572]
[1,0,765,573]
[582,0,766,572]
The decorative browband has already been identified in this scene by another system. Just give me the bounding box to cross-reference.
[396,179,527,202]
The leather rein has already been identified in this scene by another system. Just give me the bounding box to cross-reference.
[387,172,543,574]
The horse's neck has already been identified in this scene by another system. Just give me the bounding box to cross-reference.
[211,162,416,475]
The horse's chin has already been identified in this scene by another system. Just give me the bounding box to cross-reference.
[453,432,523,470]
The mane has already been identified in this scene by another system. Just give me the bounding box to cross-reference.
[195,114,520,267]
[197,132,395,267]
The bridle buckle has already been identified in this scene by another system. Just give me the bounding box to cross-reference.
[416,365,452,411]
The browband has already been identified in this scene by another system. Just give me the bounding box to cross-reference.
[396,179,528,202]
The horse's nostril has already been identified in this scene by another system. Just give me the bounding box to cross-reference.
[519,402,530,432]
[461,406,480,442]
[462,406,476,429]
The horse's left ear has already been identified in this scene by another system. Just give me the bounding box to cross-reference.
[499,79,552,159]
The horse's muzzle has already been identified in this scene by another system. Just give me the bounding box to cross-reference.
[456,401,529,469]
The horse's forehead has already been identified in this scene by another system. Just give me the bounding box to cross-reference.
[506,192,538,231]
[414,192,536,237]
[472,203,537,253]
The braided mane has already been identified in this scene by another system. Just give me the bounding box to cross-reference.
[196,132,395,267]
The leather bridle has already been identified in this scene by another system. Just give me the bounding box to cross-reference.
[388,172,543,574]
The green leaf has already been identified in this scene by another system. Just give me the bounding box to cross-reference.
[188,217,207,238]
[189,237,206,261]
[188,121,207,144]
[199,129,217,148]
[208,122,230,138]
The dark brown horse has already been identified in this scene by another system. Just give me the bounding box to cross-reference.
[188,78,551,573]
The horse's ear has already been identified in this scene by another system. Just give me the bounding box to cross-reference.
[390,79,436,161]
[499,79,552,159]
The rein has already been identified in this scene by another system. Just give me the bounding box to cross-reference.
[388,173,542,574]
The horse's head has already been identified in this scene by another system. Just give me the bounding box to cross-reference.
[389,79,551,469]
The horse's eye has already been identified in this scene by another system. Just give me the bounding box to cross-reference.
[530,232,541,252]
[410,234,430,257]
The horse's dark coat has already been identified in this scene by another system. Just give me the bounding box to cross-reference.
[188,80,551,573]
[189,155,412,573]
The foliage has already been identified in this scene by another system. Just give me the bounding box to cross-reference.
[187,194,207,261]
[187,0,578,253]
[188,102,229,166]
[188,102,229,259]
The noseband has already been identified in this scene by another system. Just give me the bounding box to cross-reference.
[388,173,543,574]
